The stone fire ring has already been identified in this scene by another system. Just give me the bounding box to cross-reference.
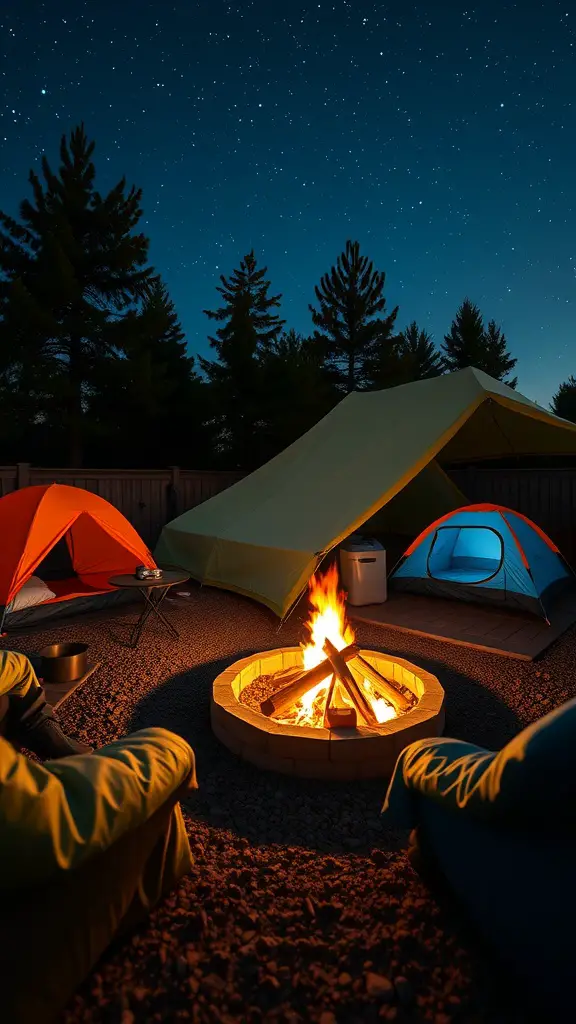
[211,647,445,780]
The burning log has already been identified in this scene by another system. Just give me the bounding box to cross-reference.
[259,643,359,718]
[323,639,378,727]
[322,673,337,728]
[254,565,418,730]
[352,654,414,713]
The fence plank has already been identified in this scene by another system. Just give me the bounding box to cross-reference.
[0,469,17,497]
[0,466,245,548]
[2,464,575,563]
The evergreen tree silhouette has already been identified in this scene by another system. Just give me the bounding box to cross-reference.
[0,124,153,465]
[258,329,339,459]
[200,250,285,468]
[482,319,518,388]
[551,375,576,423]
[117,278,193,421]
[90,279,207,466]
[441,299,485,371]
[397,321,444,381]
[366,320,443,388]
[442,298,517,386]
[309,240,398,392]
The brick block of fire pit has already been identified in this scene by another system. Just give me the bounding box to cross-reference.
[328,725,401,763]
[211,647,445,781]
[212,715,246,759]
[267,723,331,762]
[211,703,269,753]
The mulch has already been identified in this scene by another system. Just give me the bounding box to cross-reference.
[6,583,576,1023]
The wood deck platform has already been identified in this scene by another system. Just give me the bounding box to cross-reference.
[350,592,576,661]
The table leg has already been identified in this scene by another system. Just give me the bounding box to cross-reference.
[146,588,179,639]
[129,587,180,648]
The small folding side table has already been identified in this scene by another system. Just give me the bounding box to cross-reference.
[109,571,190,649]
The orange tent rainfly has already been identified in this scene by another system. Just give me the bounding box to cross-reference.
[0,483,156,629]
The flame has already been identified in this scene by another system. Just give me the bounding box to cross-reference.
[274,564,397,728]
[361,682,397,724]
[302,563,354,671]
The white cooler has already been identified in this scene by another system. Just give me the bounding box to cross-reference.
[339,536,387,606]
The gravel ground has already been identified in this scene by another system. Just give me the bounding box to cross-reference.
[7,585,576,1023]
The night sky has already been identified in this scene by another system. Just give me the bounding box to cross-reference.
[1,1,575,405]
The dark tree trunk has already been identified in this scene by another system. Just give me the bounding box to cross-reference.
[67,428,83,468]
[67,342,84,467]
[347,352,355,393]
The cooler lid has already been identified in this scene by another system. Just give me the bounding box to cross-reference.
[340,534,384,553]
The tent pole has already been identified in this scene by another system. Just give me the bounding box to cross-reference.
[277,553,328,631]
[278,592,304,632]
[559,551,576,582]
[487,397,517,455]
[388,551,406,577]
[527,570,550,624]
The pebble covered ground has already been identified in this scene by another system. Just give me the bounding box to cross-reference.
[7,585,576,1023]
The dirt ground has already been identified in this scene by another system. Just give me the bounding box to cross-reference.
[9,584,575,1023]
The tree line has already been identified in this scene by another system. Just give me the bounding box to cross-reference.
[0,125,574,470]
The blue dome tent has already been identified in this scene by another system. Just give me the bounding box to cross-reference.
[390,504,575,621]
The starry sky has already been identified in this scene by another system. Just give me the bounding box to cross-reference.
[1,1,575,405]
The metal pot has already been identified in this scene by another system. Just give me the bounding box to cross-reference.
[39,642,89,684]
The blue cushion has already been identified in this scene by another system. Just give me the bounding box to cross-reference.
[383,697,576,831]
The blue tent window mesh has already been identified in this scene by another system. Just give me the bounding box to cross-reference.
[427,525,504,585]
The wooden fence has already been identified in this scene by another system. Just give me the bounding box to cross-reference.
[0,465,244,548]
[2,463,576,563]
[450,466,576,562]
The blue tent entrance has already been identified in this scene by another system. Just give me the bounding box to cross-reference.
[390,504,575,619]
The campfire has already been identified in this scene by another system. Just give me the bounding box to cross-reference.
[211,564,445,780]
[243,565,415,730]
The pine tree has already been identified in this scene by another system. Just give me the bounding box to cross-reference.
[90,279,206,466]
[397,322,444,381]
[118,278,193,418]
[441,298,517,386]
[0,359,43,461]
[258,329,339,459]
[0,124,153,465]
[441,298,486,372]
[309,240,399,392]
[366,320,443,388]
[483,319,517,388]
[551,375,576,423]
[200,251,285,468]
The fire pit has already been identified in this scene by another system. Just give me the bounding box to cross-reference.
[211,566,445,780]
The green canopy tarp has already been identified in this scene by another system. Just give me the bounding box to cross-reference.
[155,367,576,617]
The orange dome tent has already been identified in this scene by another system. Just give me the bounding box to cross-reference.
[0,483,156,628]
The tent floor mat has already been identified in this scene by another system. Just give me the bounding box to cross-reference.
[349,591,576,661]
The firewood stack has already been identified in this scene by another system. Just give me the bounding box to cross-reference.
[259,641,415,728]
